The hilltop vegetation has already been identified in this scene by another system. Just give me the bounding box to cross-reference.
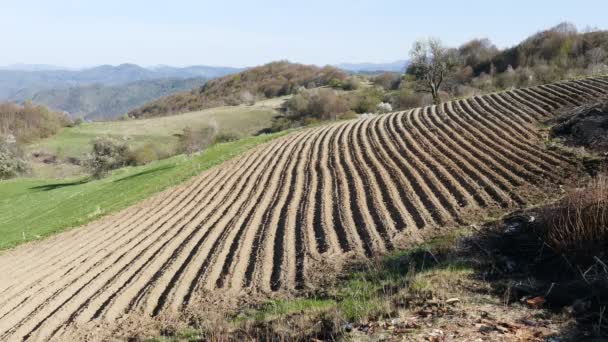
[127,61,349,118]
[30,77,208,121]
[427,23,608,98]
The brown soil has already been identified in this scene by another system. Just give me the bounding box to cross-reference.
[0,77,607,341]
[551,97,608,154]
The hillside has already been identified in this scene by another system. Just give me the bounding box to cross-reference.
[0,64,240,102]
[128,61,348,118]
[29,77,208,121]
[1,77,606,341]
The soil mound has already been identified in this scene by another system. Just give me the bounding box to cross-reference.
[551,98,608,154]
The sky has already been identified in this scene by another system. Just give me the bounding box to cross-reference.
[1,0,607,68]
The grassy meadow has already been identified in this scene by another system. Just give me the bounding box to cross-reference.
[27,102,281,160]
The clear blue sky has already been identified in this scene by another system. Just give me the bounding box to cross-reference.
[2,0,607,68]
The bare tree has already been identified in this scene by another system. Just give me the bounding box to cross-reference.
[407,38,456,104]
[586,47,607,65]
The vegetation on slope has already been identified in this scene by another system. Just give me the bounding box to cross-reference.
[422,23,608,98]
[30,77,208,121]
[0,131,287,250]
[0,101,71,143]
[127,61,348,118]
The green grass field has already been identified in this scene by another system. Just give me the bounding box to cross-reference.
[0,131,287,251]
[27,103,280,160]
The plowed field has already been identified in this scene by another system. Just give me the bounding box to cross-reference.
[2,77,607,341]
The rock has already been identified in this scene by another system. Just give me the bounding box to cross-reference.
[342,323,353,332]
[445,298,460,305]
[478,324,494,334]
[496,325,510,333]
[526,296,546,309]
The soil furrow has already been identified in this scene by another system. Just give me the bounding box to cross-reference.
[462,98,562,178]
[365,115,428,229]
[376,112,446,226]
[420,103,518,207]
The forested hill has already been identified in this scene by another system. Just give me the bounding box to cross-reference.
[127,61,348,119]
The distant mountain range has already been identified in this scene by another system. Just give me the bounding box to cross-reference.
[30,78,209,121]
[0,63,242,100]
[0,64,242,120]
[336,60,408,73]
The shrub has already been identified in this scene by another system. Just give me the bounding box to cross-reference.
[129,143,160,165]
[352,87,385,113]
[327,78,344,89]
[390,88,422,110]
[0,102,70,143]
[541,175,608,256]
[337,110,358,120]
[88,137,133,178]
[213,132,240,144]
[0,139,27,179]
[283,88,350,121]
[269,117,300,133]
[453,85,483,98]
[178,127,216,155]
[372,72,401,90]
[376,102,393,113]
[340,77,361,91]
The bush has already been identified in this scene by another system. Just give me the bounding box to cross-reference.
[352,87,385,113]
[269,117,300,133]
[390,88,423,110]
[453,85,483,98]
[178,127,216,155]
[541,175,608,256]
[337,110,358,120]
[129,143,160,165]
[372,72,401,90]
[88,137,133,178]
[0,139,27,179]
[213,132,240,144]
[376,102,393,113]
[327,78,344,89]
[341,77,361,91]
[283,88,350,121]
[0,102,70,143]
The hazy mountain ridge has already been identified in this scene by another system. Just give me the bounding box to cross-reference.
[336,60,408,73]
[30,77,209,121]
[0,64,241,101]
